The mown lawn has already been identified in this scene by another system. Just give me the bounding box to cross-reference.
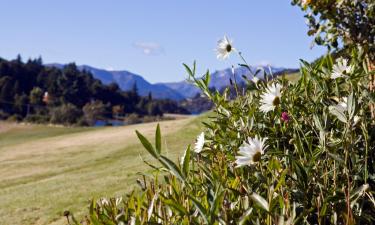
[284,72,301,83]
[0,116,206,225]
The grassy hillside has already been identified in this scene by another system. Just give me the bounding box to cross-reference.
[0,116,206,225]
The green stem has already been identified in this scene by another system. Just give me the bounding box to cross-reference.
[231,65,240,97]
[237,51,255,77]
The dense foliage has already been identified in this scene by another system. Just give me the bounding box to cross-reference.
[292,0,374,61]
[68,1,375,223]
[70,49,375,224]
[0,56,189,125]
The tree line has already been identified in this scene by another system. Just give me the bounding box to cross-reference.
[0,55,189,125]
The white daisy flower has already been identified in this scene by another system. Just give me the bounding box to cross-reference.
[216,35,235,60]
[259,84,282,113]
[235,136,268,167]
[194,132,205,153]
[331,58,354,79]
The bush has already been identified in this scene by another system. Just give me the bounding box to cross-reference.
[6,114,22,122]
[82,101,107,126]
[0,110,10,120]
[124,113,143,125]
[70,46,375,225]
[49,104,83,125]
[24,114,50,124]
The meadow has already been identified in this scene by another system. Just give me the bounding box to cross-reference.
[0,116,205,225]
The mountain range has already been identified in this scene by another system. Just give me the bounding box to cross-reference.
[48,63,297,100]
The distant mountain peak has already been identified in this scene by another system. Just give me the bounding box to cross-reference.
[46,63,185,101]
[47,63,297,101]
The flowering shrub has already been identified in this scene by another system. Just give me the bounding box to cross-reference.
[71,40,375,225]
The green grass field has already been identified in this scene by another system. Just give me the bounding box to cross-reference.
[0,116,205,225]
[284,72,301,83]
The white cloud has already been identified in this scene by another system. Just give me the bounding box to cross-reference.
[256,60,273,67]
[133,41,164,56]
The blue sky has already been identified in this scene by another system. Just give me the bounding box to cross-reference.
[0,0,326,83]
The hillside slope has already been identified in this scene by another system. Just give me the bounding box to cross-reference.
[0,117,204,225]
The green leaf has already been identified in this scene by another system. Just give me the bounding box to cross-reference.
[89,200,101,225]
[163,199,188,215]
[250,192,269,212]
[159,155,185,182]
[274,169,288,193]
[292,160,308,187]
[182,145,191,177]
[327,152,344,163]
[329,105,347,123]
[189,196,208,223]
[204,70,211,87]
[210,188,224,216]
[239,208,253,225]
[183,63,193,77]
[192,61,196,76]
[136,130,158,158]
[155,124,161,154]
[313,114,323,131]
[347,92,356,120]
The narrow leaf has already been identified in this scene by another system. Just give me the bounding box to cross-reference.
[239,208,253,225]
[159,155,185,182]
[347,92,356,120]
[89,200,101,225]
[136,130,158,158]
[147,192,158,221]
[189,196,208,223]
[329,106,347,123]
[182,145,191,177]
[251,192,269,212]
[155,124,161,154]
[163,199,188,215]
[183,63,193,77]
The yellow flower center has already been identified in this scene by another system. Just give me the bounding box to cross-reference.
[252,151,261,162]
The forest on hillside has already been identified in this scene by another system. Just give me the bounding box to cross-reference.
[0,56,189,126]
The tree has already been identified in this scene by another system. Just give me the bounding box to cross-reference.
[292,0,375,115]
[49,103,83,125]
[14,93,28,116]
[108,82,120,92]
[0,76,14,113]
[147,102,162,116]
[82,101,107,125]
[292,0,374,60]
[16,54,22,64]
[29,87,43,105]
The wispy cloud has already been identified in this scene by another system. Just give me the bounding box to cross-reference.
[256,60,273,67]
[133,41,164,56]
